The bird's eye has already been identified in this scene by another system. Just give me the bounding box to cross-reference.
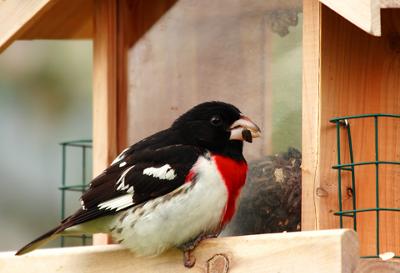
[210,115,223,126]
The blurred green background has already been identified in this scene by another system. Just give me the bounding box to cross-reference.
[0,41,92,251]
[270,14,302,154]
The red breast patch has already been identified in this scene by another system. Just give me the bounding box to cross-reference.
[212,155,248,226]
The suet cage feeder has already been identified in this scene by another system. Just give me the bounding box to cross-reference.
[59,140,92,247]
[332,114,400,259]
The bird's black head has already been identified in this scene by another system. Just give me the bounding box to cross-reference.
[172,101,261,160]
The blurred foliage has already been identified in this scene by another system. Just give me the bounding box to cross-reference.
[270,14,302,154]
[0,41,92,251]
[0,41,92,123]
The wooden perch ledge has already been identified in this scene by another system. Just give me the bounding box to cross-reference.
[0,229,358,273]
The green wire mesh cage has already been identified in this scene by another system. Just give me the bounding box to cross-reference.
[60,139,92,247]
[331,114,400,259]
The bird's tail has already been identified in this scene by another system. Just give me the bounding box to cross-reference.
[16,214,112,255]
[15,225,63,256]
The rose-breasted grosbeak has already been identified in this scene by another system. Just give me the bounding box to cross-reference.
[16,101,261,267]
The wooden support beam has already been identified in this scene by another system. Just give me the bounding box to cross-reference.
[92,0,118,245]
[302,0,321,231]
[0,230,359,273]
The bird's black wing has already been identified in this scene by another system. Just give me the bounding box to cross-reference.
[58,144,204,231]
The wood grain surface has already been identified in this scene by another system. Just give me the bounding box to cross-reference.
[0,230,359,273]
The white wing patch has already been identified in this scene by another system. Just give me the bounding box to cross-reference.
[143,164,176,180]
[80,199,86,210]
[98,194,133,211]
[116,165,135,192]
[112,147,130,165]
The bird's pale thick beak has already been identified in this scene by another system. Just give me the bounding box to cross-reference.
[229,115,261,143]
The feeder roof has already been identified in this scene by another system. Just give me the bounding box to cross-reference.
[1,0,400,53]
[0,0,92,52]
[320,0,400,37]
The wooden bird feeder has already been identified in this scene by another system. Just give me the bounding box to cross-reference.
[303,1,400,271]
[1,0,400,272]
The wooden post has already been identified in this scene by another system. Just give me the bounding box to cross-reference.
[92,0,118,245]
[302,0,321,231]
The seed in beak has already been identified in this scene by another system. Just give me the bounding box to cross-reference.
[242,129,253,143]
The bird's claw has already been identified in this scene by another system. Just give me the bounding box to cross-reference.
[183,250,196,268]
[179,230,221,268]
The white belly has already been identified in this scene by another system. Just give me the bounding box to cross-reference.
[109,155,228,256]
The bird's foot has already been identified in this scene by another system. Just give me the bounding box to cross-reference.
[179,241,198,268]
[183,250,196,268]
[203,232,220,240]
[179,231,220,268]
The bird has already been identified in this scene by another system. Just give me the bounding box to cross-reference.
[16,101,261,267]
